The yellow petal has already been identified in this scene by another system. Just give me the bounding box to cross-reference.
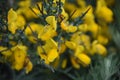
[61,59,67,68]
[25,58,33,74]
[45,16,57,30]
[74,45,85,56]
[70,56,80,69]
[8,8,17,24]
[65,41,76,50]
[60,21,68,30]
[77,53,91,66]
[47,49,58,62]
[67,26,77,33]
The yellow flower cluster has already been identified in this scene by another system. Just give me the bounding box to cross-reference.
[0,0,114,73]
[0,44,33,73]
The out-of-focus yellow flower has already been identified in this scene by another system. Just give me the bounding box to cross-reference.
[25,57,33,74]
[43,39,58,53]
[61,59,67,68]
[45,16,57,30]
[70,56,80,69]
[37,39,58,64]
[16,15,26,29]
[65,41,76,50]
[78,24,88,32]
[60,21,68,31]
[64,2,76,13]
[58,43,66,54]
[11,45,27,71]
[47,48,58,62]
[76,0,86,8]
[83,6,94,24]
[87,22,100,38]
[8,9,18,34]
[38,25,57,41]
[71,33,91,50]
[25,23,43,35]
[8,8,17,24]
[91,40,107,56]
[60,21,77,32]
[37,47,58,64]
[37,47,50,64]
[18,0,31,7]
[67,25,77,33]
[76,53,91,67]
[74,45,85,56]
[61,8,69,20]
[8,8,26,34]
[0,46,12,57]
[97,35,109,45]
[95,0,113,23]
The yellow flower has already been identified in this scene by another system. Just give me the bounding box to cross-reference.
[37,46,50,64]
[8,9,26,34]
[97,35,109,45]
[61,8,69,20]
[95,0,113,23]
[60,21,68,31]
[65,41,76,50]
[45,16,57,30]
[76,0,86,8]
[61,59,67,68]
[91,40,107,56]
[16,15,26,29]
[71,33,91,50]
[78,24,88,32]
[87,22,100,38]
[37,39,58,64]
[76,53,91,67]
[25,57,33,74]
[8,9,18,34]
[43,39,58,53]
[8,8,17,24]
[38,25,57,41]
[0,46,12,57]
[58,43,66,54]
[74,45,85,56]
[67,25,77,33]
[18,0,31,7]
[25,23,43,35]
[11,45,27,70]
[83,6,95,24]
[70,56,80,69]
[47,48,58,62]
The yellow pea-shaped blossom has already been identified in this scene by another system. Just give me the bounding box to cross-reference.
[60,21,68,31]
[8,8,17,24]
[45,16,57,30]
[70,56,80,69]
[76,53,91,67]
[97,35,109,45]
[47,49,58,62]
[95,0,113,23]
[65,41,76,50]
[74,45,85,56]
[92,43,107,56]
[25,58,33,74]
[67,26,77,33]
[12,45,27,70]
[0,46,12,57]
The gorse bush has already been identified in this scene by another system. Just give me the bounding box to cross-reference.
[0,0,120,80]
